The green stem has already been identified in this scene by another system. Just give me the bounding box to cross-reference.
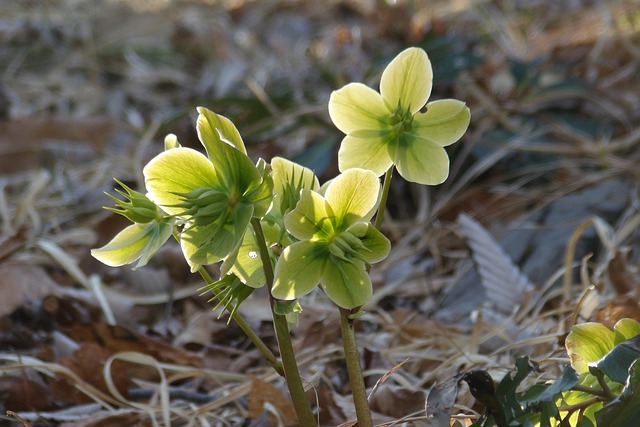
[171,230,283,375]
[196,265,283,376]
[374,165,395,230]
[335,165,395,425]
[251,218,318,427]
[340,308,373,427]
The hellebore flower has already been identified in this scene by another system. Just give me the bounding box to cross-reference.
[272,168,390,309]
[143,107,272,271]
[329,47,470,185]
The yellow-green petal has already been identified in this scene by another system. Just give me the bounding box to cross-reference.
[143,147,218,215]
[320,260,371,309]
[196,106,246,155]
[180,204,253,271]
[380,47,432,114]
[346,223,390,264]
[394,140,450,185]
[413,99,470,147]
[324,168,380,228]
[91,221,173,269]
[329,83,390,134]
[270,157,319,219]
[222,226,265,288]
[338,134,394,177]
[284,189,334,240]
[272,241,328,300]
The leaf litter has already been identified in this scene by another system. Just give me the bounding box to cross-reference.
[1,0,640,425]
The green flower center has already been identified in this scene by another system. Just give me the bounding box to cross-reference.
[388,104,414,139]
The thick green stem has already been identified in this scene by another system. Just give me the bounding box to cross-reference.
[374,165,395,230]
[171,230,282,374]
[251,218,318,427]
[340,308,373,427]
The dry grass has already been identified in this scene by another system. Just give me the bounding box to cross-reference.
[1,0,639,425]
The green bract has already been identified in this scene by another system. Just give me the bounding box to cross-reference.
[272,168,390,309]
[329,47,471,185]
[143,107,272,271]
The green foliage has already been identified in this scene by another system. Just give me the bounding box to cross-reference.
[460,320,640,427]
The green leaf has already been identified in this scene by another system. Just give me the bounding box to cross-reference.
[520,366,578,405]
[91,220,173,269]
[613,318,640,343]
[323,168,380,229]
[272,241,329,300]
[283,188,335,241]
[320,258,372,309]
[143,147,220,215]
[595,359,640,426]
[565,322,617,374]
[593,334,640,384]
[495,356,534,420]
[380,47,433,114]
[273,299,303,325]
[196,106,246,154]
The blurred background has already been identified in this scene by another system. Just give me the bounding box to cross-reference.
[1,0,640,425]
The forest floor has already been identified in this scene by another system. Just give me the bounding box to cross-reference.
[1,0,640,425]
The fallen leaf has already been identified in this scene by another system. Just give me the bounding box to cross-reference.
[63,322,202,366]
[248,376,297,426]
[0,263,60,317]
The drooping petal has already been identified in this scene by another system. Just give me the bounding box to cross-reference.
[320,259,372,309]
[243,158,273,219]
[221,226,265,288]
[196,109,261,195]
[394,139,450,185]
[413,99,471,147]
[345,223,391,264]
[380,47,433,114]
[329,83,390,134]
[91,220,173,269]
[196,107,246,154]
[143,147,219,215]
[272,241,328,300]
[180,204,253,271]
[338,133,394,177]
[284,189,334,241]
[324,168,380,229]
